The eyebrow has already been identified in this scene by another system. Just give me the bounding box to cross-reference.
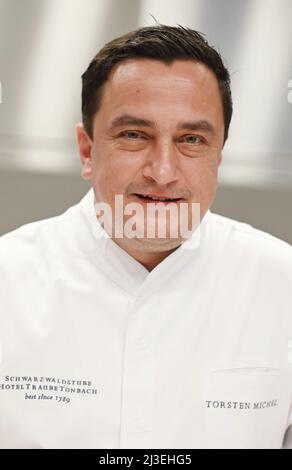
[177,120,216,135]
[109,114,154,130]
[108,113,216,135]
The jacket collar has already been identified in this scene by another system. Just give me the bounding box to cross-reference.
[78,188,210,298]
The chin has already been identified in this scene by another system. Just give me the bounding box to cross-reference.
[128,236,183,252]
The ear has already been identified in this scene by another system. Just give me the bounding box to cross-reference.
[76,123,93,180]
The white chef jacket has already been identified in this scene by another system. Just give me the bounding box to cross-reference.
[0,188,291,449]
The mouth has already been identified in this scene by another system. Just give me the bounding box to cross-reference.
[133,194,185,204]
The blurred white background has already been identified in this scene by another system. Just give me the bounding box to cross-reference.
[0,0,292,241]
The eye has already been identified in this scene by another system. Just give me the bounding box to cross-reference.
[180,135,202,144]
[120,130,145,140]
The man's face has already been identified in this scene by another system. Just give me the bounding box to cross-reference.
[77,58,224,254]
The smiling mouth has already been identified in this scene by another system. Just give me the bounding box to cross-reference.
[134,194,184,204]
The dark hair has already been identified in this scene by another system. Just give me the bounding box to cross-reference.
[81,24,232,144]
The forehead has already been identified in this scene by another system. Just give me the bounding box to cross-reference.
[96,58,224,126]
[110,58,215,87]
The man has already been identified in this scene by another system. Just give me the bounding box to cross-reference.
[0,25,291,449]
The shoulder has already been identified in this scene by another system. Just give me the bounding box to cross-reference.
[0,212,70,276]
[208,211,292,266]
[0,190,96,276]
[207,211,292,333]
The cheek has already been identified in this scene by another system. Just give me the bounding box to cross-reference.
[91,148,138,198]
[184,158,219,193]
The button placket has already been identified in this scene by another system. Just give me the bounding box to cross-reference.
[119,301,154,448]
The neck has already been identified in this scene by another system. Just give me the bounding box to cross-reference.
[111,237,181,272]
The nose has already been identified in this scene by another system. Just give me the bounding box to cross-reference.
[142,139,179,185]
